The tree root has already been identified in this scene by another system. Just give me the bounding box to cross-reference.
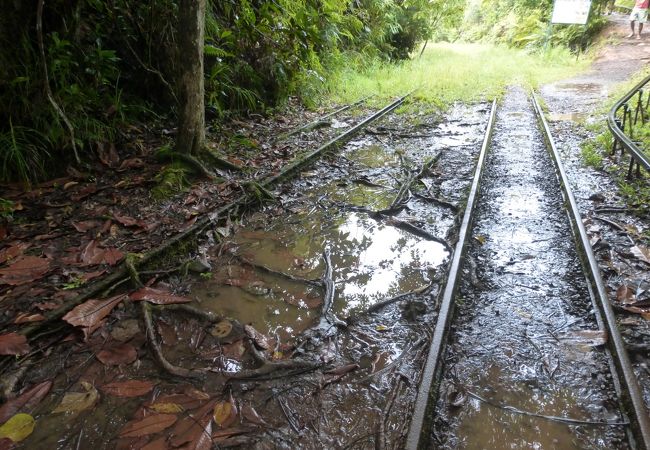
[160,151,223,180]
[227,339,321,380]
[201,148,243,172]
[142,302,206,379]
[235,255,321,287]
[318,250,347,329]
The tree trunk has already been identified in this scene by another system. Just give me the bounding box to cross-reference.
[177,0,206,155]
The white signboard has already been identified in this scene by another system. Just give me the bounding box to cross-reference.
[551,0,592,24]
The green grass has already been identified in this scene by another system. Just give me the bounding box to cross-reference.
[326,43,589,107]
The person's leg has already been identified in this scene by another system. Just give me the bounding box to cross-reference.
[639,23,644,38]
[639,9,648,38]
[629,20,636,38]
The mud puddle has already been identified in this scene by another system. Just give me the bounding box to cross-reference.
[433,88,628,449]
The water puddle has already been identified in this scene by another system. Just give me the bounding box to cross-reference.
[452,366,617,450]
[195,209,449,340]
[548,112,586,122]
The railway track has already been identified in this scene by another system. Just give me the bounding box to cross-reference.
[407,87,650,449]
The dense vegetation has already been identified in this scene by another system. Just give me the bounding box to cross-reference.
[0,0,612,184]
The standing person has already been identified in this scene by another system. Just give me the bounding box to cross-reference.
[629,0,650,39]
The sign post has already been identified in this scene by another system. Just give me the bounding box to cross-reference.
[551,0,593,25]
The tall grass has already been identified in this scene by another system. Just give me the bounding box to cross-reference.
[326,43,589,107]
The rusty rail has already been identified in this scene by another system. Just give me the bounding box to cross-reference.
[607,73,650,178]
[537,92,650,450]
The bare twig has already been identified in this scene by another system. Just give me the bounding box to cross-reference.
[236,255,321,287]
[347,283,432,323]
[464,388,629,426]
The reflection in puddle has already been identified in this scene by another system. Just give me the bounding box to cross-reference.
[337,213,448,310]
[195,211,449,340]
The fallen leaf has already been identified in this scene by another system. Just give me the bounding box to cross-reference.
[97,343,137,366]
[129,287,191,305]
[171,413,213,448]
[0,256,51,286]
[117,158,145,172]
[97,142,120,168]
[140,436,168,450]
[103,247,124,266]
[474,235,487,245]
[210,321,233,338]
[101,380,154,398]
[244,324,270,350]
[62,294,126,328]
[80,240,105,266]
[617,284,636,304]
[0,244,29,265]
[71,220,101,233]
[241,404,267,426]
[631,245,650,264]
[52,382,99,414]
[0,414,35,442]
[0,381,52,423]
[0,333,30,356]
[13,313,45,324]
[146,394,203,411]
[213,401,237,428]
[558,330,608,348]
[148,403,184,414]
[119,414,177,438]
[112,213,140,228]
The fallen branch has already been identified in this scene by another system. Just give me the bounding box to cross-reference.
[389,152,442,211]
[385,218,454,254]
[236,256,321,287]
[227,339,320,380]
[347,283,432,323]
[592,215,635,245]
[413,192,458,213]
[318,250,347,329]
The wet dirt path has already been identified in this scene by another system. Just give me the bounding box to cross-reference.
[432,87,629,449]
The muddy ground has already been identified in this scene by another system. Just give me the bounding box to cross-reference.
[0,12,649,450]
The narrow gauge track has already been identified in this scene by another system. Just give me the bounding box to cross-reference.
[10,94,408,345]
[407,88,650,449]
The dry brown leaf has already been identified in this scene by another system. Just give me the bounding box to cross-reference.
[0,381,52,423]
[80,240,105,265]
[558,329,608,348]
[210,321,233,338]
[103,247,124,266]
[97,343,137,366]
[71,220,101,233]
[0,243,30,265]
[100,380,154,398]
[0,256,51,286]
[617,284,636,304]
[13,313,45,324]
[0,333,30,356]
[148,403,184,414]
[52,382,99,414]
[213,401,237,428]
[129,287,191,305]
[119,414,177,438]
[62,294,126,328]
[241,404,267,427]
[631,245,650,264]
[244,324,270,350]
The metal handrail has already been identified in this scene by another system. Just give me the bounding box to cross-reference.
[607,73,650,177]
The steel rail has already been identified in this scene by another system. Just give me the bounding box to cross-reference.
[262,93,411,187]
[607,73,650,174]
[17,94,410,342]
[275,95,373,142]
[406,99,497,450]
[534,92,650,450]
